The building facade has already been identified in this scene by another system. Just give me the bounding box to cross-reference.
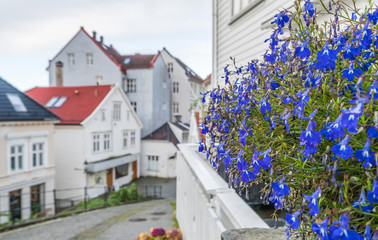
[0,77,59,223]
[26,85,142,204]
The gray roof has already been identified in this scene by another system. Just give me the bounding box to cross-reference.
[0,77,59,121]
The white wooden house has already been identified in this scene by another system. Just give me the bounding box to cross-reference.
[25,85,142,205]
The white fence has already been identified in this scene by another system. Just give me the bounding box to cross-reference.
[177,144,268,240]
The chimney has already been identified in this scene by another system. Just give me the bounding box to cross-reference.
[55,61,63,86]
[175,115,182,123]
[100,36,103,44]
[74,90,79,95]
[92,31,97,40]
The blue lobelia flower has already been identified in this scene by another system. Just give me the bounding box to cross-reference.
[361,27,373,50]
[238,118,253,145]
[341,63,363,81]
[316,43,337,70]
[285,211,300,230]
[312,219,330,240]
[331,135,354,160]
[272,12,289,30]
[223,152,232,171]
[367,179,378,204]
[355,138,375,167]
[352,190,374,213]
[343,42,361,61]
[236,150,256,183]
[272,180,290,197]
[259,148,272,170]
[304,72,320,88]
[329,214,364,240]
[304,187,321,217]
[300,120,322,157]
[367,126,378,139]
[250,149,262,175]
[269,193,283,209]
[282,95,292,105]
[367,8,378,25]
[260,98,272,114]
[295,41,311,59]
[366,80,378,100]
[341,103,364,133]
[323,115,346,140]
[304,0,315,17]
[281,111,291,133]
[198,142,204,152]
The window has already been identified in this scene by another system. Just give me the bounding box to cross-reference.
[147,155,159,171]
[115,163,129,179]
[87,53,93,66]
[173,102,179,114]
[93,134,100,152]
[231,0,263,23]
[125,79,136,92]
[9,189,21,221]
[6,93,27,112]
[96,76,103,85]
[32,143,44,167]
[113,102,121,121]
[68,53,75,66]
[173,82,179,93]
[123,131,128,148]
[167,62,173,73]
[10,145,24,172]
[131,102,137,113]
[103,133,111,151]
[101,109,106,121]
[130,131,136,146]
[31,184,45,215]
[124,58,131,64]
[45,97,67,108]
[162,80,167,88]
[162,102,167,111]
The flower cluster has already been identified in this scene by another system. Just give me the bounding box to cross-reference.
[136,228,182,240]
[200,0,378,238]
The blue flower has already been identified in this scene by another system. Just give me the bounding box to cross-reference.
[282,95,292,104]
[343,42,361,60]
[272,12,289,29]
[295,41,311,59]
[239,118,253,145]
[341,103,364,133]
[364,225,372,240]
[300,120,322,157]
[361,28,373,49]
[260,98,272,114]
[323,115,346,140]
[352,190,374,213]
[304,0,315,17]
[304,187,321,217]
[286,211,300,230]
[367,8,378,25]
[329,214,364,240]
[366,80,378,100]
[331,135,354,160]
[367,179,378,204]
[223,152,232,170]
[272,180,290,197]
[312,219,330,240]
[259,148,272,170]
[355,138,375,166]
[198,142,204,152]
[236,150,256,183]
[269,193,283,209]
[316,44,337,70]
[341,63,363,81]
[367,126,378,139]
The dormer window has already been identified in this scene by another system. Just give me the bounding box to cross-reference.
[68,53,75,66]
[45,97,67,108]
[6,93,27,112]
[87,53,93,66]
[124,58,131,64]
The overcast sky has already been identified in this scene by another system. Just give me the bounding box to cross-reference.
[0,0,212,91]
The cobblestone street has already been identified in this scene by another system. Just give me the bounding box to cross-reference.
[0,178,176,240]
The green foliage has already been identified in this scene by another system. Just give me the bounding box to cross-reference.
[107,183,139,206]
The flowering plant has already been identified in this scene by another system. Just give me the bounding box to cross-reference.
[136,228,182,240]
[200,0,378,238]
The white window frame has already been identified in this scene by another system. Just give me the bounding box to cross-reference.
[31,142,44,168]
[167,62,173,73]
[68,53,75,66]
[87,53,93,66]
[122,131,128,148]
[126,79,136,92]
[93,134,100,152]
[103,132,111,151]
[230,0,264,24]
[173,102,179,114]
[9,144,25,172]
[131,102,137,113]
[96,76,103,85]
[130,131,136,147]
[6,93,27,112]
[173,82,179,93]
[147,155,159,171]
[113,102,121,121]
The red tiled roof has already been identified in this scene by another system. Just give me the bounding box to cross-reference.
[195,112,205,140]
[25,85,112,125]
[203,74,211,84]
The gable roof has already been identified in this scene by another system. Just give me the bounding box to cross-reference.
[162,47,203,83]
[25,85,112,125]
[142,122,180,147]
[0,77,59,121]
[48,27,122,72]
